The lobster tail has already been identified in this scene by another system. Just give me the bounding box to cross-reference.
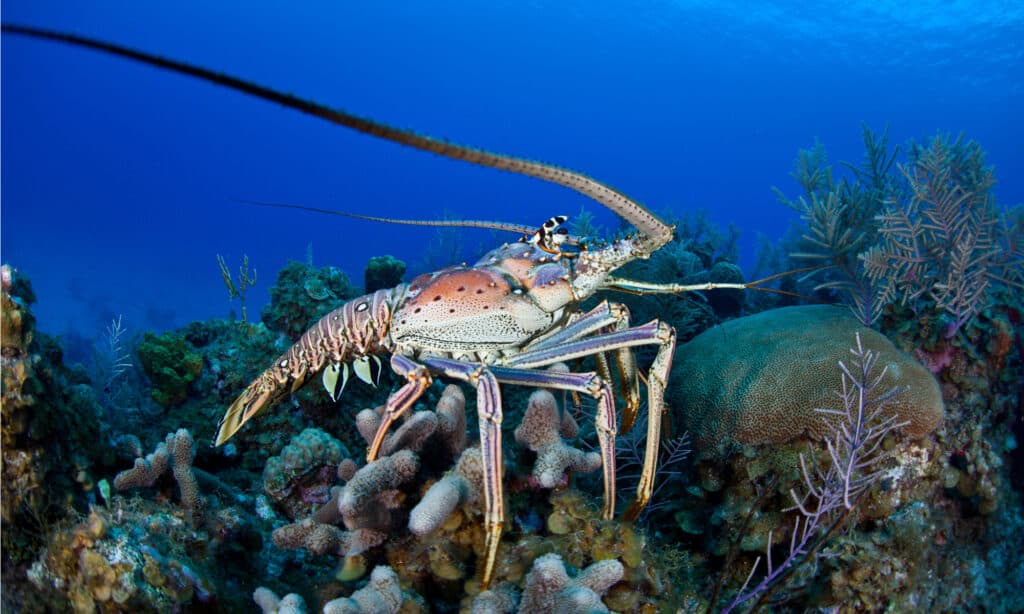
[214,368,295,446]
[213,314,333,446]
[214,290,398,446]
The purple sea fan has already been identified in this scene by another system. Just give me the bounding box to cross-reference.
[722,333,909,613]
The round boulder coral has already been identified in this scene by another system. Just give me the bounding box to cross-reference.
[668,305,944,455]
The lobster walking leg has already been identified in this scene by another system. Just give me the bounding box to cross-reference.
[366,354,433,461]
[529,301,642,432]
[506,319,677,522]
[486,365,618,520]
[422,358,504,589]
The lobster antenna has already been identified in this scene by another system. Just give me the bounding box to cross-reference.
[237,199,538,235]
[2,23,674,248]
[238,199,585,247]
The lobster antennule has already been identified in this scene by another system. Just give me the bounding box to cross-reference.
[2,24,674,248]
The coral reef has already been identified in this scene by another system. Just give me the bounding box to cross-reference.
[364,255,407,293]
[1,266,105,580]
[3,125,1021,614]
[264,428,350,520]
[261,260,358,340]
[26,502,228,613]
[136,331,203,407]
[670,304,945,454]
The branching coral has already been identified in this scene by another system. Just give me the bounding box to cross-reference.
[338,450,420,530]
[322,566,413,614]
[513,389,601,488]
[113,428,203,519]
[861,134,1017,335]
[408,447,483,536]
[515,553,624,614]
[253,586,308,614]
[272,518,385,557]
[355,384,467,457]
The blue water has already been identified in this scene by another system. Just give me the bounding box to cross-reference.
[3,1,1022,342]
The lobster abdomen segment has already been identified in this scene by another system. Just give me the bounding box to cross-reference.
[214,288,400,445]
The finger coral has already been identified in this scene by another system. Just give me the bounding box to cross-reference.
[516,553,624,614]
[513,389,601,487]
[253,586,308,614]
[271,518,385,557]
[322,566,414,614]
[113,428,203,518]
[408,447,483,536]
[356,384,467,457]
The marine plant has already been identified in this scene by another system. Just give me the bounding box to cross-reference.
[777,126,1023,333]
[217,253,258,323]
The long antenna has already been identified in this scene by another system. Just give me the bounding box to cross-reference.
[235,199,541,235]
[2,23,674,247]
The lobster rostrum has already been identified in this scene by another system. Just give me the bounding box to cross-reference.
[4,24,786,588]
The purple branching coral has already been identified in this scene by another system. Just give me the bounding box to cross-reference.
[720,333,909,612]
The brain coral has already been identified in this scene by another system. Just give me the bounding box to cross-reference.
[668,305,944,454]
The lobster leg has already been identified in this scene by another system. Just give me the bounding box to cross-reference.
[505,319,677,522]
[366,354,433,462]
[485,365,618,520]
[420,358,504,590]
[528,300,623,349]
[530,301,642,433]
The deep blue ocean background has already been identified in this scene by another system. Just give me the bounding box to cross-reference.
[3,1,1022,345]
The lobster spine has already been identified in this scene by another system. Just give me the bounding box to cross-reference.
[214,286,403,445]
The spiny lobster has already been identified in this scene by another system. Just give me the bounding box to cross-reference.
[4,24,793,588]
